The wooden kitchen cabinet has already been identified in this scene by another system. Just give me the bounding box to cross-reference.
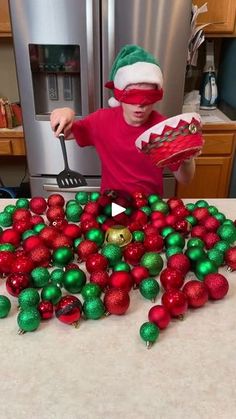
[0,128,25,155]
[176,125,236,198]
[194,0,236,35]
[0,0,12,36]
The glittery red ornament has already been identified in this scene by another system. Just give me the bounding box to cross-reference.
[6,273,30,297]
[151,210,165,221]
[191,225,207,240]
[0,250,15,274]
[85,253,108,273]
[30,215,44,226]
[151,218,167,230]
[132,191,146,201]
[183,280,208,308]
[112,213,129,226]
[143,234,164,252]
[160,267,185,291]
[65,263,80,271]
[192,207,209,223]
[55,295,82,325]
[204,273,229,300]
[51,234,72,249]
[101,218,116,232]
[167,198,184,211]
[133,197,148,208]
[172,204,189,220]
[80,219,100,233]
[13,219,32,234]
[23,236,44,252]
[104,288,130,315]
[123,242,145,266]
[38,300,54,319]
[46,206,65,223]
[167,253,190,276]
[90,270,109,289]
[51,218,68,231]
[29,245,51,267]
[225,247,236,271]
[11,256,35,274]
[143,225,158,236]
[174,219,192,237]
[12,208,31,223]
[47,193,65,207]
[29,196,47,214]
[148,305,171,329]
[203,232,220,250]
[0,228,21,246]
[80,212,95,223]
[203,216,220,232]
[39,226,59,247]
[165,213,178,227]
[84,201,101,217]
[108,271,133,292]
[97,194,112,207]
[77,240,98,261]
[161,290,188,317]
[62,224,82,240]
[127,221,143,232]
[131,266,149,287]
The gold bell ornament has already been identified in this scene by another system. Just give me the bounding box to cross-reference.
[105,225,132,247]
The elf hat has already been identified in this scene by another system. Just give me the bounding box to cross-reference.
[105,44,163,107]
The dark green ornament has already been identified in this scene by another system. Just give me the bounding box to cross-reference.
[96,214,107,224]
[214,212,226,224]
[63,269,86,293]
[0,295,11,318]
[81,283,102,301]
[139,322,159,348]
[66,199,77,207]
[22,230,36,240]
[217,224,236,245]
[0,243,15,252]
[103,204,112,217]
[85,228,104,247]
[52,246,74,267]
[214,240,230,254]
[75,191,89,205]
[187,237,205,248]
[186,203,195,212]
[160,226,174,238]
[151,200,169,214]
[195,259,218,281]
[17,307,41,333]
[185,215,197,226]
[222,219,235,227]
[207,248,224,268]
[41,284,62,305]
[148,194,161,205]
[31,267,50,288]
[33,223,46,233]
[132,230,145,242]
[16,198,29,209]
[185,246,207,270]
[165,246,183,259]
[83,298,105,320]
[18,288,40,309]
[101,243,122,267]
[124,207,132,216]
[50,268,65,287]
[208,205,218,216]
[139,278,160,301]
[140,252,163,276]
[140,206,152,216]
[4,204,16,215]
[0,211,12,227]
[66,203,83,222]
[165,232,185,249]
[90,192,100,202]
[113,261,131,272]
[195,199,209,208]
[73,237,83,248]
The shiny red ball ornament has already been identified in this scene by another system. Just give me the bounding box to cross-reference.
[0,228,21,246]
[85,253,108,273]
[151,217,167,230]
[130,209,148,225]
[55,295,82,324]
[47,193,65,207]
[151,211,165,221]
[23,235,44,252]
[167,253,190,276]
[11,256,35,274]
[165,213,178,227]
[30,214,44,226]
[84,201,101,217]
[51,234,72,249]
[143,233,164,252]
[104,288,130,315]
[167,198,184,211]
[192,207,209,222]
[63,224,82,240]
[38,300,54,320]
[77,239,98,261]
[13,219,32,234]
[204,273,229,300]
[6,273,30,297]
[123,242,145,266]
[39,226,59,247]
[183,280,208,308]
[225,247,236,271]
[191,225,207,240]
[108,271,133,292]
[203,232,220,250]
[131,266,149,287]
[172,205,189,220]
[148,304,171,329]
[29,245,52,267]
[46,206,65,222]
[161,290,188,317]
[29,196,47,214]
[51,218,68,231]
[160,267,185,291]
[12,208,31,223]
[174,219,192,237]
[0,250,15,274]
[203,216,220,232]
[80,219,99,233]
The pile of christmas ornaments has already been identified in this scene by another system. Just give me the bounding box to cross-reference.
[0,191,236,348]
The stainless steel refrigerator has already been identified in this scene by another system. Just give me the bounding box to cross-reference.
[9,0,192,199]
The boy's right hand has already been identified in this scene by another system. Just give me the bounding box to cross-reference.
[50,107,75,139]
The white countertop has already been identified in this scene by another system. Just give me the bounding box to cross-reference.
[0,199,236,419]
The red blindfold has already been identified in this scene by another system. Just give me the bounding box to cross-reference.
[113,87,163,105]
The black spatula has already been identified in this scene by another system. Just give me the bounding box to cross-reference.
[56,133,87,188]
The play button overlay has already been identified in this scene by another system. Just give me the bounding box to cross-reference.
[111,202,126,217]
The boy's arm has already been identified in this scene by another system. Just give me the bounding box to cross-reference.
[50,107,75,139]
[173,157,196,185]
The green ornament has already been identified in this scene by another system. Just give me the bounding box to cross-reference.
[139,322,159,348]
[103,204,112,217]
[132,230,145,242]
[186,203,195,212]
[0,243,15,252]
[0,226,2,233]
[140,252,163,276]
[151,200,169,214]
[85,228,104,247]
[66,199,77,207]
[139,278,160,301]
[217,224,236,245]
[66,203,83,222]
[160,226,174,239]
[73,237,83,248]
[208,205,218,216]
[16,198,29,209]
[195,259,218,281]
[214,240,230,254]
[33,223,46,233]
[101,243,122,267]
[4,204,16,215]
[207,248,224,268]
[165,246,183,259]
[0,211,12,227]
[31,267,50,288]
[214,212,226,224]
[96,214,107,224]
[148,194,161,205]
[52,246,74,267]
[22,230,36,240]
[75,191,89,205]
[81,283,102,301]
[17,307,41,333]
[124,207,132,216]
[222,219,235,227]
[185,246,207,270]
[50,268,65,287]
[41,284,62,305]
[195,199,209,208]
[140,206,152,216]
[90,192,100,202]
[18,288,40,309]
[113,261,131,272]
[187,237,205,248]
[83,298,105,320]
[165,232,185,249]
[0,295,11,318]
[185,215,197,226]
[63,269,86,293]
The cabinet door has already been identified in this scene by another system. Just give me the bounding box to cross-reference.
[194,0,236,34]
[176,156,232,198]
[0,0,11,35]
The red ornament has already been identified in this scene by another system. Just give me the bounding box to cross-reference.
[123,242,145,266]
[11,256,35,274]
[131,266,149,287]
[143,225,158,236]
[29,245,51,267]
[203,216,220,232]
[112,213,129,226]
[65,263,80,271]
[97,194,112,207]
[191,225,207,240]
[167,198,184,211]
[172,205,189,220]
[77,240,98,261]
[204,273,229,300]
[225,247,236,271]
[174,219,192,237]
[85,253,108,273]
[80,212,95,223]
[133,197,148,208]
[6,273,30,297]
[38,300,54,319]
[160,267,185,291]
[39,226,59,247]
[104,288,130,315]
[183,280,208,308]
[55,295,82,324]
[101,219,116,232]
[12,208,31,223]
[0,250,15,274]
[84,202,101,217]
[130,210,148,225]
[51,234,72,249]
[151,218,167,230]
[63,224,82,240]
[167,253,190,276]
[165,213,178,227]
[0,228,21,246]
[148,305,171,329]
[30,215,44,226]
[143,234,164,252]
[161,290,188,317]
[203,232,220,250]
[192,207,209,222]
[46,206,65,222]
[127,221,143,232]
[51,218,68,231]
[29,196,47,214]
[13,219,32,234]
[23,236,44,252]
[108,271,133,292]
[80,219,99,233]
[90,270,109,289]
[47,193,65,207]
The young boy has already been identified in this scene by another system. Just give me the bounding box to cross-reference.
[50,44,196,196]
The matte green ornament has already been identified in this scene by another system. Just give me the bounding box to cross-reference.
[17,307,41,333]
[140,206,152,216]
[83,298,105,320]
[113,261,131,272]
[85,228,104,247]
[148,194,161,205]
[0,295,11,318]
[52,246,74,267]
[96,214,107,224]
[33,223,46,233]
[132,230,145,242]
[186,203,195,212]
[195,259,218,281]
[140,252,163,276]
[18,288,40,310]
[222,219,235,227]
[66,199,77,207]
[101,243,122,267]
[160,226,174,238]
[31,267,50,288]
[165,232,185,249]
[63,269,86,293]
[165,246,183,259]
[50,268,64,287]
[0,211,12,227]
[16,198,29,209]
[124,207,132,216]
[195,199,209,208]
[81,283,102,301]
[214,240,230,254]
[90,192,101,202]
[0,243,15,252]
[185,246,207,270]
[139,278,160,301]
[22,230,36,240]
[73,237,83,248]
[66,203,83,222]
[214,212,226,224]
[208,205,218,216]
[207,248,224,268]
[103,204,112,217]
[217,224,236,245]
[151,200,169,214]
[75,191,89,205]
[187,237,205,248]
[4,204,16,215]
[41,284,62,305]
[185,215,197,226]
[139,321,159,348]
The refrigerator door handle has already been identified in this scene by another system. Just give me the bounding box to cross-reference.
[86,0,96,114]
[101,0,115,107]
[43,184,100,193]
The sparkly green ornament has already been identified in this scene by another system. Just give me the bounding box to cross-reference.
[63,269,86,293]
[33,223,46,233]
[148,194,161,205]
[208,205,218,216]
[22,230,36,240]
[165,246,183,259]
[17,307,41,333]
[139,322,159,348]
[214,212,226,224]
[31,267,50,288]
[85,228,104,247]
[96,214,107,224]
[52,246,74,267]
[50,268,65,287]
[140,252,163,276]
[165,232,185,249]
[41,284,62,305]
[185,215,197,226]
[90,192,100,202]
[16,198,29,209]
[113,261,131,272]
[101,243,122,267]
[195,259,218,281]
[186,203,195,212]
[66,203,83,222]
[18,288,40,310]
[83,298,105,320]
[140,206,152,216]
[4,204,16,215]
[217,224,236,245]
[81,283,102,301]
[207,248,224,268]
[73,237,83,248]
[185,246,207,270]
[214,240,230,254]
[103,204,112,217]
[66,199,77,207]
[139,278,160,301]
[187,237,205,248]
[0,211,12,227]
[75,191,89,205]
[222,219,235,227]
[132,230,145,242]
[0,295,11,318]
[195,199,209,208]
[160,226,174,238]
[0,243,15,252]
[151,200,169,214]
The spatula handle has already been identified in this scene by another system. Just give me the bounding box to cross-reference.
[59,133,70,170]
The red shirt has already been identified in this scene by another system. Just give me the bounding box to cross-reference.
[71,106,166,195]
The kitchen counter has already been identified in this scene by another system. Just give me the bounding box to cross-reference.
[0,199,236,419]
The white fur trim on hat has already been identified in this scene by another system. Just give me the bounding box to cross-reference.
[114,62,163,90]
[108,96,120,107]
